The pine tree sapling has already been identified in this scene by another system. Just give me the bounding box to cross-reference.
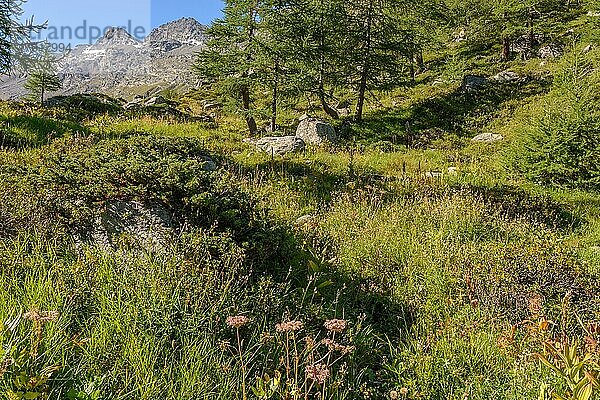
[510,51,600,188]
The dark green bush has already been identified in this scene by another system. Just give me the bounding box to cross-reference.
[509,51,600,189]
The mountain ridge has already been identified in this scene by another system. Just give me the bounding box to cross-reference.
[0,17,208,99]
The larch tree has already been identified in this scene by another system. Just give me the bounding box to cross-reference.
[195,0,264,135]
[0,0,46,74]
[347,0,434,122]
[24,44,61,105]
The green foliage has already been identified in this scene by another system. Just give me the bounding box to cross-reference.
[509,50,600,189]
[0,0,46,74]
[538,341,600,400]
[24,72,62,105]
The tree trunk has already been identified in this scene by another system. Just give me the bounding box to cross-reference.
[40,86,45,106]
[528,7,535,51]
[502,37,511,61]
[355,0,373,123]
[271,59,279,133]
[415,49,425,73]
[241,86,257,135]
[317,0,338,120]
[241,2,258,135]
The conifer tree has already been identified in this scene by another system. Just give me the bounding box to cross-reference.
[347,0,441,121]
[0,0,46,74]
[278,0,349,119]
[195,0,263,134]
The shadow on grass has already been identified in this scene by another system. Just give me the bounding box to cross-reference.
[224,156,350,206]
[0,114,87,149]
[450,182,585,231]
[355,78,552,145]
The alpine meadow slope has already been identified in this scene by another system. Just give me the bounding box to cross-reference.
[0,0,599,399]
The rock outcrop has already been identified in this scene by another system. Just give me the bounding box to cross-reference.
[471,133,504,143]
[295,115,337,145]
[492,70,526,84]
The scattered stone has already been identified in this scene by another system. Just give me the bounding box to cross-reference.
[295,116,337,145]
[203,102,221,111]
[583,44,593,53]
[492,70,525,84]
[461,75,488,92]
[539,44,563,59]
[511,34,544,57]
[471,133,504,143]
[244,136,306,156]
[453,28,467,42]
[424,171,443,178]
[588,11,600,17]
[144,96,168,106]
[448,167,459,175]
[294,214,314,226]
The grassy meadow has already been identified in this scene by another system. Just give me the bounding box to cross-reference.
[1,24,600,400]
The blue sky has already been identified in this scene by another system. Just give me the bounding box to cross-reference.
[22,0,224,45]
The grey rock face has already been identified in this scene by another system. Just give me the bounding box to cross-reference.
[145,17,206,46]
[0,18,207,100]
[539,44,563,59]
[83,200,174,252]
[461,75,488,92]
[295,117,337,145]
[471,133,504,143]
[244,136,306,156]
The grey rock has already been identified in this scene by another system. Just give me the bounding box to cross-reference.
[244,136,306,156]
[583,44,593,53]
[492,70,525,84]
[295,117,337,145]
[294,214,314,226]
[83,200,174,252]
[203,102,221,111]
[471,133,504,143]
[587,11,600,17]
[461,75,488,92]
[453,28,467,42]
[539,44,563,59]
[511,34,544,57]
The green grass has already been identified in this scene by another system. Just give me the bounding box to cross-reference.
[1,19,600,398]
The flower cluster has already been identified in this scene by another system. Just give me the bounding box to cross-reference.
[226,315,249,329]
[276,320,303,333]
[322,338,355,354]
[23,310,60,324]
[306,363,330,384]
[324,319,347,333]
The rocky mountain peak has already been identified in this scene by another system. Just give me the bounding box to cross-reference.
[96,27,140,47]
[145,17,206,46]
